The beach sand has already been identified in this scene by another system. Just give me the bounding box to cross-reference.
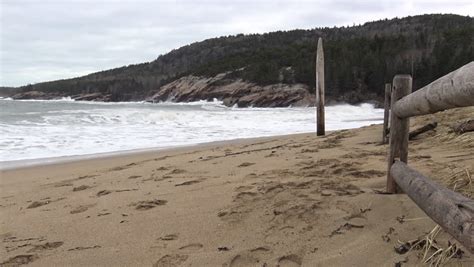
[1,107,473,266]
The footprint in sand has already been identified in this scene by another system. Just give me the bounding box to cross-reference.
[346,169,385,178]
[245,173,258,178]
[329,222,364,237]
[76,174,98,180]
[235,185,254,192]
[179,243,203,252]
[264,151,278,158]
[54,182,73,187]
[96,190,112,197]
[277,254,302,267]
[234,191,260,202]
[27,200,50,209]
[132,199,167,210]
[156,175,173,181]
[1,254,38,266]
[238,162,255,167]
[72,185,91,192]
[153,254,188,267]
[321,182,363,196]
[70,204,95,214]
[159,234,178,241]
[108,166,129,172]
[169,168,186,175]
[300,148,319,153]
[27,241,63,252]
[115,188,138,192]
[67,245,101,251]
[228,254,260,267]
[321,190,332,197]
[228,247,271,267]
[175,180,201,187]
[250,246,272,258]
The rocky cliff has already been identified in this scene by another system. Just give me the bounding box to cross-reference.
[9,74,315,107]
[146,73,313,107]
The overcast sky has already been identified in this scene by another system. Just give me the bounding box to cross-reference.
[1,0,472,87]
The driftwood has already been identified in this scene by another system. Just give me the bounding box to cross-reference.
[315,37,325,136]
[387,75,412,193]
[409,122,438,140]
[452,119,474,134]
[393,62,474,119]
[390,161,474,254]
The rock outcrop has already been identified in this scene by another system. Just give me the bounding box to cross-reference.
[9,74,383,107]
[10,90,58,100]
[146,74,314,107]
[10,91,113,102]
[71,93,112,102]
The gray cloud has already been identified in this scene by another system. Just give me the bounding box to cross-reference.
[1,0,472,86]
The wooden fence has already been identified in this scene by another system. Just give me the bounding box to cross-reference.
[386,61,474,253]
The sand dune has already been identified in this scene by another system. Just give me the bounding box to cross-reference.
[1,107,473,266]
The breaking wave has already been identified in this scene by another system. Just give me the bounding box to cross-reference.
[0,99,383,163]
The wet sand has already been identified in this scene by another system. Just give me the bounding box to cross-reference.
[1,107,473,266]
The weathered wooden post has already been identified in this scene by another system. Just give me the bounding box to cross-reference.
[315,37,325,136]
[387,75,412,193]
[382,83,391,144]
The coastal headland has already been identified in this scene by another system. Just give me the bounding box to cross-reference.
[2,14,472,109]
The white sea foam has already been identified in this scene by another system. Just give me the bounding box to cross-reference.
[0,99,383,164]
[2,96,76,102]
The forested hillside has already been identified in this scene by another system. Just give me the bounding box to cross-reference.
[6,14,474,104]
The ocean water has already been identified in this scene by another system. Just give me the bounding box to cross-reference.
[0,98,383,164]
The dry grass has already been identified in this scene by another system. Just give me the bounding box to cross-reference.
[442,168,472,198]
[403,225,464,266]
[413,107,474,149]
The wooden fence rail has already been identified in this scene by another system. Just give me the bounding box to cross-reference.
[391,161,474,253]
[386,61,474,253]
[393,61,474,118]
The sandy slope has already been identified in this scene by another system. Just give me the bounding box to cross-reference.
[1,107,473,267]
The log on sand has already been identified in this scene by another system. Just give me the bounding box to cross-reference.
[409,122,438,140]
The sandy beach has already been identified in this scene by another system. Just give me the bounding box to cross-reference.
[1,107,473,266]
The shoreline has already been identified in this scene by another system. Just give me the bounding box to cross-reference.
[2,118,384,171]
[0,132,323,172]
[1,99,384,168]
